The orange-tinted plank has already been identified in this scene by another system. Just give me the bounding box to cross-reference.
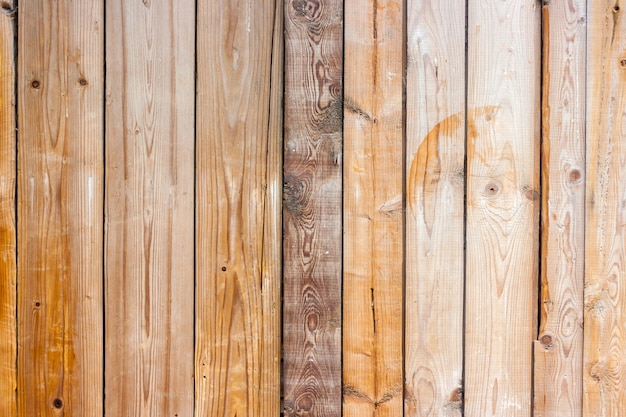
[194,0,283,415]
[17,1,104,415]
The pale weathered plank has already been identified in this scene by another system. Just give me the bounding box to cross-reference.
[534,1,586,416]
[104,1,195,415]
[282,0,343,415]
[17,1,104,415]
[465,1,541,416]
[0,1,15,415]
[583,1,626,415]
[194,0,282,415]
[342,0,403,415]
[404,1,466,415]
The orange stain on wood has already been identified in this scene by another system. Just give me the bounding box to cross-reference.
[407,106,500,222]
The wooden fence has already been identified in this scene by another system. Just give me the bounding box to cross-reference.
[0,0,624,416]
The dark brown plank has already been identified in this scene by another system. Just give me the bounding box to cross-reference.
[282,0,343,416]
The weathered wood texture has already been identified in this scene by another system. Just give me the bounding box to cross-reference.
[17,2,104,415]
[404,1,465,415]
[465,1,541,416]
[104,1,195,415]
[584,1,626,415]
[0,1,15,415]
[342,0,403,415]
[194,0,283,415]
[282,0,343,415]
[534,1,586,416]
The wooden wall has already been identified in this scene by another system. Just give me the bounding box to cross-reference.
[1,0,625,416]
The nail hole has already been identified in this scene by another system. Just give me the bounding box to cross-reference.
[221,266,227,272]
[31,80,40,89]
[484,181,501,197]
[614,5,620,12]
[35,301,41,307]
[79,78,88,86]
[53,398,63,409]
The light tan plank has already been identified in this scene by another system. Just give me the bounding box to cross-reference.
[404,1,466,416]
[342,0,403,415]
[534,1,586,416]
[0,1,15,415]
[17,1,104,415]
[260,2,284,415]
[282,0,344,415]
[465,1,541,416]
[104,1,195,415]
[194,0,283,415]
[584,1,626,414]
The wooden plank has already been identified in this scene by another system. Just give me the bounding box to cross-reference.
[465,1,541,416]
[104,1,195,415]
[282,0,343,415]
[194,0,283,415]
[583,1,626,415]
[0,2,15,415]
[404,1,466,415]
[261,2,285,415]
[17,1,104,415]
[534,1,586,416]
[342,0,403,415]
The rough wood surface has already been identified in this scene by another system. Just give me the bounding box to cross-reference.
[465,1,541,416]
[194,0,283,415]
[17,1,104,415]
[282,0,343,415]
[0,1,15,415]
[342,0,403,415]
[404,1,465,415]
[583,1,626,415]
[104,1,195,415]
[534,1,586,416]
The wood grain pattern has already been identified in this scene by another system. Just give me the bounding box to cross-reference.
[104,1,194,415]
[583,1,626,415]
[342,0,403,415]
[282,0,343,415]
[17,1,104,415]
[404,1,466,415]
[261,2,285,415]
[465,1,541,416]
[194,0,283,415]
[534,1,586,416]
[0,1,15,415]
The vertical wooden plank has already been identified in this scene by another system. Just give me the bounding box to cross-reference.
[534,1,586,416]
[465,0,541,416]
[104,1,194,415]
[584,1,626,415]
[194,0,283,414]
[282,0,343,415]
[404,1,466,415]
[342,0,403,415]
[261,3,285,415]
[0,2,15,415]
[17,1,104,415]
